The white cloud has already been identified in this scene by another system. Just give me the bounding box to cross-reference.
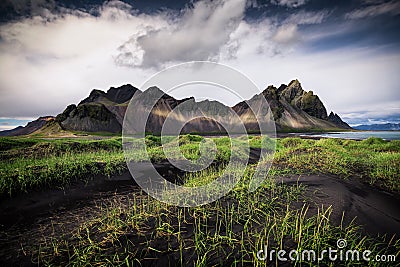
[219,45,400,121]
[342,105,400,126]
[345,0,400,19]
[270,0,308,8]
[116,0,247,68]
[220,19,276,59]
[0,0,399,126]
[272,24,300,45]
[284,10,329,25]
[0,1,162,117]
[270,10,328,48]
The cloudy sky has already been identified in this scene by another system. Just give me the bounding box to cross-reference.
[0,0,399,130]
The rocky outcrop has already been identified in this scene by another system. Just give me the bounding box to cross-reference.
[57,103,121,133]
[53,84,140,133]
[233,80,346,131]
[328,112,352,129]
[78,84,139,124]
[80,84,138,105]
[280,80,327,120]
[106,84,139,104]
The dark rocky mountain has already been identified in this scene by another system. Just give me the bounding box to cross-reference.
[79,84,138,105]
[124,86,236,134]
[280,80,328,120]
[233,80,349,131]
[55,84,139,133]
[327,112,351,129]
[56,103,122,133]
[354,123,400,131]
[0,80,351,136]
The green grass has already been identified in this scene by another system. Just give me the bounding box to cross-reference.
[30,165,399,266]
[0,137,42,151]
[1,135,399,265]
[0,150,125,196]
[1,135,399,196]
[0,137,123,196]
[272,137,400,192]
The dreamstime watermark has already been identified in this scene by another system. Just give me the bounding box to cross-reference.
[122,61,276,207]
[257,239,397,263]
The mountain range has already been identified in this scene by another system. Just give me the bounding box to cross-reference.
[0,80,351,136]
[353,123,400,131]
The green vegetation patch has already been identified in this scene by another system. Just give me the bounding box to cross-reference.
[1,135,399,265]
[0,137,124,196]
[30,167,399,266]
[0,137,41,151]
[1,135,399,197]
[272,137,400,192]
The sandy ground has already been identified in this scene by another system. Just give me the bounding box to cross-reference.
[1,172,399,237]
[279,175,400,237]
[0,165,399,265]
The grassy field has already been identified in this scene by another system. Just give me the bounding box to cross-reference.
[1,135,399,197]
[32,168,399,266]
[0,137,125,196]
[271,137,400,192]
[0,135,399,265]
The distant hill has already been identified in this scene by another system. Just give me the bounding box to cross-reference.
[0,80,351,136]
[0,116,54,136]
[354,123,400,131]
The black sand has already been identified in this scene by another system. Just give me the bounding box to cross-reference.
[1,161,399,265]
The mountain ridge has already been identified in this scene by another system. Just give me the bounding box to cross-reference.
[354,123,400,131]
[0,80,351,136]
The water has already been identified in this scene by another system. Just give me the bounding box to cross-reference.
[299,131,400,141]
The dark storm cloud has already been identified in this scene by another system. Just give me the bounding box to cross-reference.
[0,0,56,22]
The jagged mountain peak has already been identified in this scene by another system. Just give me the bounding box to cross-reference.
[281,79,305,101]
[108,84,137,92]
[328,112,351,129]
[261,79,302,98]
[79,89,105,104]
[288,79,301,87]
[281,81,327,120]
[80,84,139,105]
[256,80,327,120]
[1,80,352,136]
[144,86,165,95]
[143,86,173,98]
[106,84,139,104]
